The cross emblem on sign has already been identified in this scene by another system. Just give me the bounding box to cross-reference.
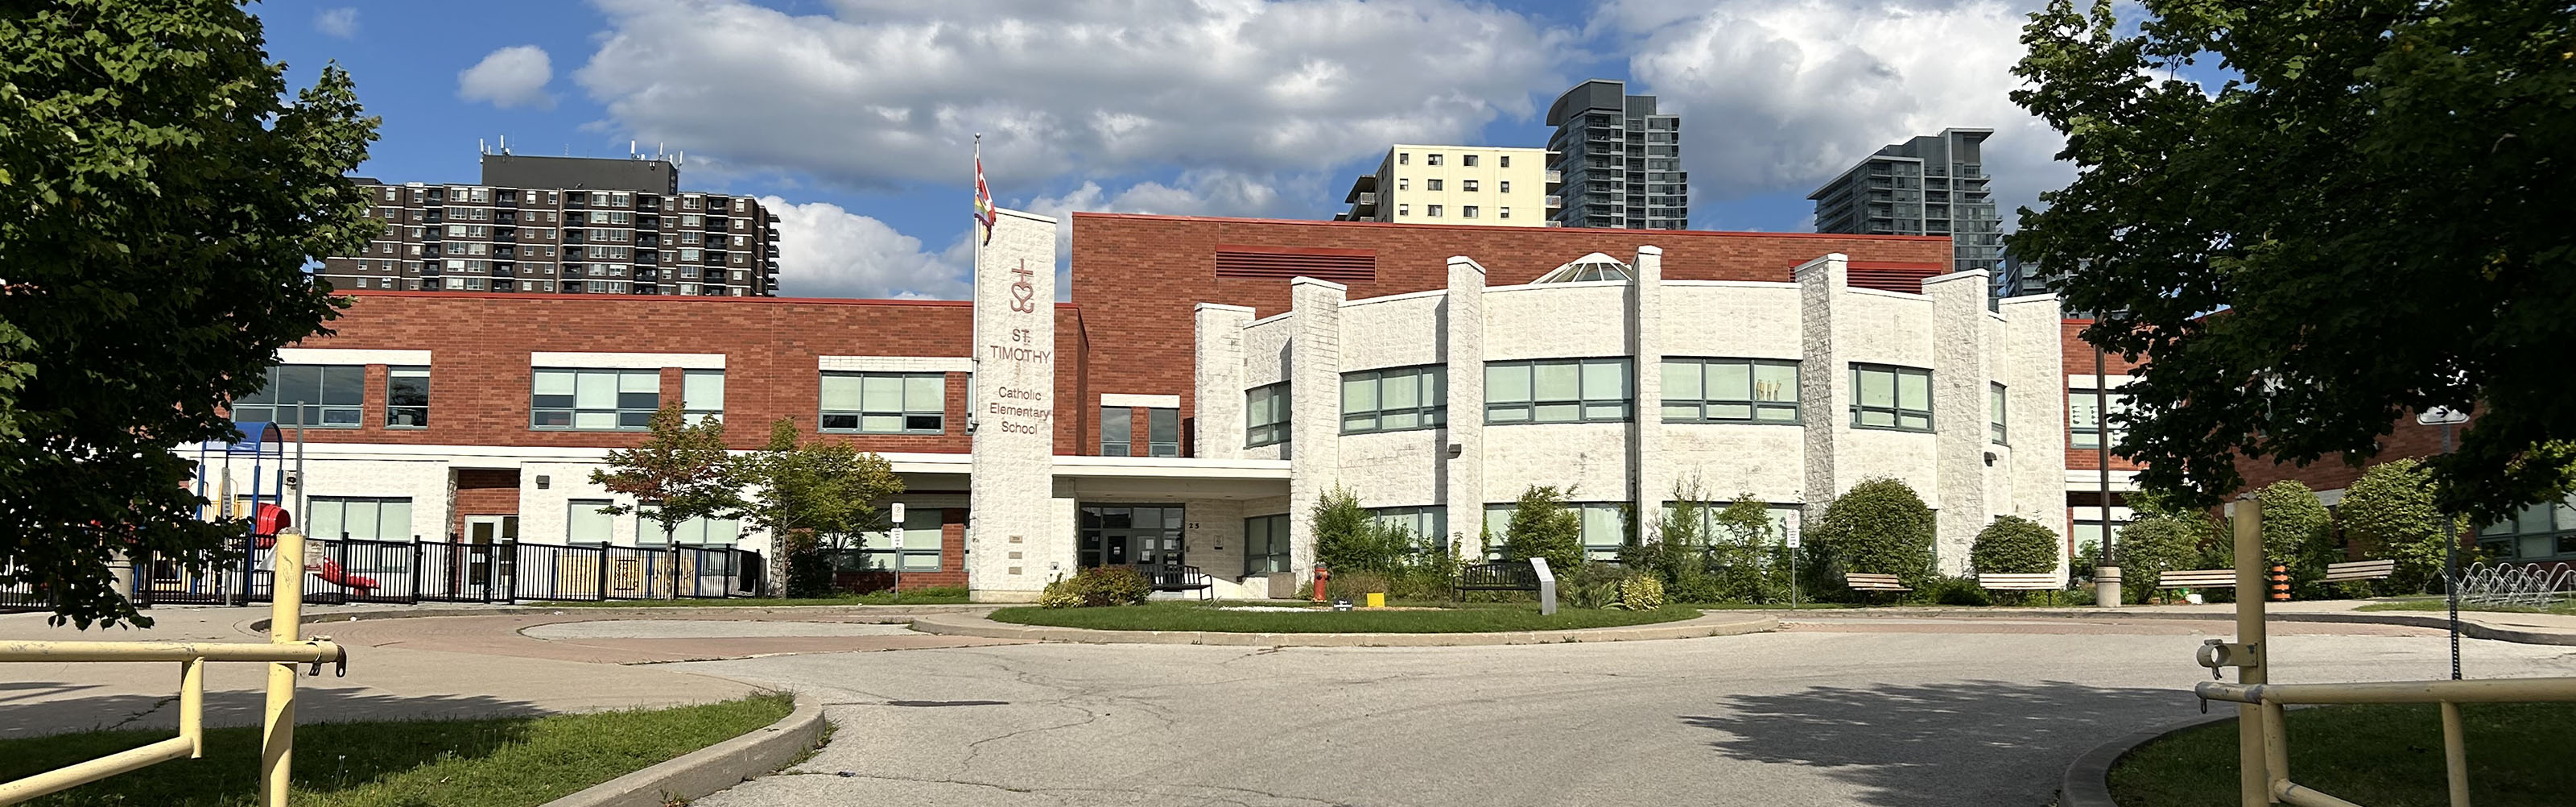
[1009,261,1037,312]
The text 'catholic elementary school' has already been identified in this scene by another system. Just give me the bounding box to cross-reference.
[210,210,2146,600]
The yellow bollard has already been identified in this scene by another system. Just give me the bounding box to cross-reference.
[260,532,304,807]
[1364,593,1385,609]
[2234,499,2269,807]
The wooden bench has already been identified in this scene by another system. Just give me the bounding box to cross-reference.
[2324,559,2397,582]
[1977,573,2060,591]
[2157,569,2239,590]
[1845,573,1911,594]
[1455,561,1539,598]
[1149,565,1213,601]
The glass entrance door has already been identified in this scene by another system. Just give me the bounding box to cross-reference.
[1079,504,1185,574]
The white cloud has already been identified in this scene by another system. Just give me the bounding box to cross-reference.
[762,197,972,299]
[456,45,556,110]
[1598,0,2067,224]
[1021,169,1299,264]
[576,0,1571,191]
[314,7,357,39]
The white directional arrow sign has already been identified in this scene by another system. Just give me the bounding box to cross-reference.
[2417,407,2471,426]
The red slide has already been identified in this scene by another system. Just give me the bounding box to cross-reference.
[314,557,380,595]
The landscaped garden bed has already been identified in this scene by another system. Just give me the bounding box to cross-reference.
[2109,702,2574,806]
[989,601,1703,633]
[0,693,793,807]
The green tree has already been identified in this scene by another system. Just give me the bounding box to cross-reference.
[2115,490,2223,599]
[2011,0,2576,523]
[1311,487,1409,573]
[1712,495,1792,603]
[731,418,903,597]
[1501,485,1585,573]
[0,1,377,627]
[1970,515,2061,575]
[1812,478,1937,587]
[2255,480,2339,595]
[592,406,741,548]
[2338,458,2468,593]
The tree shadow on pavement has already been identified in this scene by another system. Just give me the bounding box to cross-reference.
[0,686,546,739]
[1682,679,2196,807]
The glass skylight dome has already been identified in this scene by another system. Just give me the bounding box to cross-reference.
[1532,252,1633,283]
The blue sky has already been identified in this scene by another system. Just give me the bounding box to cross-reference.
[252,0,2077,300]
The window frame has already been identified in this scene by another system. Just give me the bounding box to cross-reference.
[2069,387,2130,449]
[231,364,365,429]
[1245,383,1290,448]
[1484,358,1633,424]
[386,366,431,428]
[1659,358,1799,424]
[855,507,944,571]
[1848,363,1934,432]
[1146,407,1180,457]
[1100,405,1132,456]
[530,367,660,431]
[819,371,945,434]
[1483,501,1630,560]
[1244,514,1292,575]
[683,369,724,423]
[567,499,615,544]
[1340,365,1447,434]
[302,496,415,545]
[1990,382,2008,445]
[1368,506,1449,552]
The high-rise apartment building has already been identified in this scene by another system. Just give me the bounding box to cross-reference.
[1335,145,1558,226]
[1544,80,1687,230]
[1808,128,2004,279]
[320,154,782,296]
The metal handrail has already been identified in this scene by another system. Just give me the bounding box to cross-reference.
[0,532,345,806]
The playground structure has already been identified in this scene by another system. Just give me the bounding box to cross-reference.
[2448,561,2576,608]
[2190,498,2576,807]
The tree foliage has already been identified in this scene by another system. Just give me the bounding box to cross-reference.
[591,406,741,546]
[2255,480,2339,594]
[1501,485,1585,573]
[2011,0,2576,523]
[1311,487,1411,573]
[2338,459,2467,593]
[1971,515,2062,575]
[1812,478,1936,586]
[0,1,378,627]
[2114,491,2226,598]
[732,418,903,597]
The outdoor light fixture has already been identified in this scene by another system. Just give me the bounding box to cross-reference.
[1446,443,1463,457]
[535,475,550,489]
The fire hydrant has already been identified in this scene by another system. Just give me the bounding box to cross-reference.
[1311,565,1330,602]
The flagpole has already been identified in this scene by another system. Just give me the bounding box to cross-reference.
[968,133,982,437]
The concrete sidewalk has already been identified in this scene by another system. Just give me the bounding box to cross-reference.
[1740,600,2576,644]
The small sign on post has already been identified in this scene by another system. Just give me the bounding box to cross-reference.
[889,503,906,523]
[1530,557,1558,617]
[2416,407,2471,426]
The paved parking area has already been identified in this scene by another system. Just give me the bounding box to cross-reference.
[684,619,2574,807]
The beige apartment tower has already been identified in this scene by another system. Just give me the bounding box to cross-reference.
[1336,145,1560,227]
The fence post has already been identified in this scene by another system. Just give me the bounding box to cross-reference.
[597,545,609,602]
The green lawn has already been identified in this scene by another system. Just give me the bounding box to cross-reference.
[0,693,794,807]
[2111,702,2576,807]
[989,602,1703,633]
[2356,597,2576,616]
[527,587,971,608]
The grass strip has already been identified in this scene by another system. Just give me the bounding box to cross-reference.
[2110,702,2575,807]
[0,693,793,807]
[989,602,1703,633]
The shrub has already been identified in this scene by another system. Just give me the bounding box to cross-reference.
[1323,570,1391,602]
[2338,458,2467,594]
[1037,576,1082,609]
[1915,574,1992,606]
[1813,478,1938,587]
[2116,515,2209,600]
[2256,480,2340,598]
[1045,566,1151,607]
[1562,562,1627,609]
[1501,486,1587,573]
[1971,515,2061,575]
[1313,487,1415,573]
[1615,574,1666,610]
[2070,539,2100,582]
[779,528,836,598]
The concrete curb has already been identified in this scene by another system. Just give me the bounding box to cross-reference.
[1769,606,2576,646]
[908,610,1777,647]
[538,691,828,807]
[2057,711,2237,807]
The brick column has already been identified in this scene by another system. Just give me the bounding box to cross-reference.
[1795,254,1849,525]
[1286,277,1346,582]
[1443,257,1487,557]
[1195,303,1256,461]
[1630,245,1666,544]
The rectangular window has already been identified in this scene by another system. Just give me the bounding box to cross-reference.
[1499,155,1511,168]
[643,514,741,546]
[1146,407,1180,457]
[1397,178,1409,191]
[1245,514,1291,575]
[861,507,943,570]
[819,372,943,433]
[567,499,613,544]
[232,365,363,428]
[1462,205,1479,218]
[1397,204,1410,217]
[1341,366,1445,433]
[1427,153,1443,166]
[1397,152,1409,165]
[1426,179,1443,191]
[1427,205,1443,217]
[1485,358,1632,424]
[1991,383,2008,445]
[1500,207,1510,219]
[1463,180,1479,192]
[1369,506,1448,551]
[683,370,724,423]
[1499,180,1511,193]
[1246,383,1290,447]
[1484,502,1629,560]
[1100,406,1132,456]
[386,366,430,428]
[1660,358,1799,424]
[1463,155,1479,167]
[2070,389,2130,449]
[1850,364,1934,431]
[530,368,658,430]
[303,496,414,543]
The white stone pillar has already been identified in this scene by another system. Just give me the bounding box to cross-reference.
[967,209,1059,601]
[1925,270,1992,575]
[1631,246,1665,545]
[1794,254,1849,525]
[1194,303,1257,461]
[1998,292,2071,578]
[1285,277,1347,582]
[1443,257,1488,557]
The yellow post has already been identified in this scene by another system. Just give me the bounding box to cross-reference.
[2235,498,2271,807]
[2441,701,2471,807]
[260,532,303,807]
[179,657,204,758]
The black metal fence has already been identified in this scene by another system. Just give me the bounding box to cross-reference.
[1,536,760,612]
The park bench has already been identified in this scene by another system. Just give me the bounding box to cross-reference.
[1150,565,1214,601]
[1455,561,1539,598]
[1844,572,1911,598]
[2155,569,2238,593]
[2323,559,2397,583]
[1976,573,2059,591]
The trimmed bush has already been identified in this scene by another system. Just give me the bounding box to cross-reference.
[1041,566,1151,608]
[1917,574,1992,606]
[1814,478,1938,587]
[1501,486,1587,573]
[1971,515,2061,575]
[2256,480,2340,598]
[1615,574,1666,610]
[1315,487,1415,573]
[2338,458,2467,594]
[1037,576,1082,609]
[2116,492,2227,602]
